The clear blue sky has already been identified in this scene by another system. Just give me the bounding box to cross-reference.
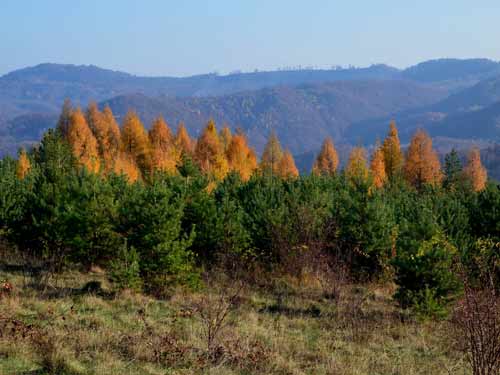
[2,0,500,77]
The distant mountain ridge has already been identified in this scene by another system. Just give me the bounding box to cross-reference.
[99,80,447,154]
[1,58,500,163]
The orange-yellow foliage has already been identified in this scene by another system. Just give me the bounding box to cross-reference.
[194,120,229,180]
[226,133,258,181]
[370,145,387,188]
[219,125,232,153]
[121,111,151,176]
[113,153,141,183]
[382,121,404,179]
[101,105,122,166]
[66,108,100,173]
[345,147,369,183]
[16,149,31,179]
[175,122,194,156]
[463,147,487,192]
[149,116,178,174]
[403,129,443,188]
[277,150,299,178]
[260,131,283,175]
[312,137,339,176]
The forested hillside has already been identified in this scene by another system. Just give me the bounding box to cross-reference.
[2,58,500,159]
[1,100,499,373]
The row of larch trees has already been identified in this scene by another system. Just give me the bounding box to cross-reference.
[308,121,487,191]
[20,99,488,191]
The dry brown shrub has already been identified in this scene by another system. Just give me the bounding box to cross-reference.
[452,283,500,375]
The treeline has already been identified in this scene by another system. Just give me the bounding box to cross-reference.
[15,100,489,190]
[1,100,499,316]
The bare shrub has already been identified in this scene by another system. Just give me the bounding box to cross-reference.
[221,336,270,371]
[133,308,190,366]
[452,247,500,375]
[312,252,350,303]
[191,273,244,362]
[453,283,500,375]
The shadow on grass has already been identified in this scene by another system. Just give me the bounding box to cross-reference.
[259,303,322,318]
[30,281,116,300]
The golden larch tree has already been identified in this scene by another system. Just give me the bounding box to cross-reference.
[113,154,141,182]
[345,147,369,183]
[403,129,443,188]
[382,121,404,180]
[121,111,152,176]
[277,150,299,179]
[194,119,229,180]
[66,108,100,173]
[370,144,387,188]
[226,132,258,181]
[463,147,487,192]
[312,137,339,176]
[16,149,31,179]
[149,116,178,174]
[175,122,194,156]
[85,102,109,165]
[260,131,283,175]
[101,105,123,171]
[219,125,232,153]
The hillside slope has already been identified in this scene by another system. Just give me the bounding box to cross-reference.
[101,80,446,154]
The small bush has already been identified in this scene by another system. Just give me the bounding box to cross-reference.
[393,233,461,317]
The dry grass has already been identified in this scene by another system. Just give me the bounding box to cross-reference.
[0,264,470,375]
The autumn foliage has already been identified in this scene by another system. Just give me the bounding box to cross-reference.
[260,131,283,176]
[370,144,387,188]
[226,132,258,181]
[463,147,488,192]
[16,149,31,179]
[403,129,443,188]
[312,137,339,176]
[345,147,369,184]
[277,150,299,179]
[382,121,404,180]
[49,101,491,190]
[66,108,100,173]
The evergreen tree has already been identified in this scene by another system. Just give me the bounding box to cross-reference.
[443,148,463,190]
[312,137,339,176]
[56,98,73,137]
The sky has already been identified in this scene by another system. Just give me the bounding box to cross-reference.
[1,0,500,77]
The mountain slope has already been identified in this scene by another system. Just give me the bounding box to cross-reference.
[101,80,447,154]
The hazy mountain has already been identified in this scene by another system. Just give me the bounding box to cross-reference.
[402,58,500,85]
[2,58,500,158]
[100,80,446,154]
[0,63,400,118]
[344,75,500,145]
[1,58,498,122]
